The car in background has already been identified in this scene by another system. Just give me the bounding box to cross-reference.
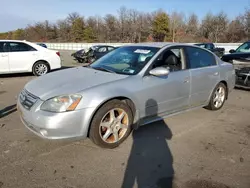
[0,40,61,76]
[71,49,86,63]
[72,45,117,64]
[37,43,47,48]
[18,43,235,148]
[221,41,250,89]
[194,43,225,57]
[221,41,250,65]
[228,41,250,54]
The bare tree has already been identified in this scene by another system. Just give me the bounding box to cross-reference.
[186,13,199,35]
[56,19,71,42]
[227,16,246,42]
[212,12,228,42]
[1,6,248,43]
[169,11,185,42]
[200,12,214,40]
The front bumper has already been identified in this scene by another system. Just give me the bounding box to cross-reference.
[17,96,95,140]
[235,68,250,89]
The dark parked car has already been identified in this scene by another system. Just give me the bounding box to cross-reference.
[37,43,47,48]
[71,49,86,63]
[221,41,250,89]
[194,43,225,57]
[72,45,117,64]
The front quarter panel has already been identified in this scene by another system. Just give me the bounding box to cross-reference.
[76,76,142,121]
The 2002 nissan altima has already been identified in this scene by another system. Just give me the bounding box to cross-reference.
[17,43,235,148]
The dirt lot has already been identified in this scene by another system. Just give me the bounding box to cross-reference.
[0,51,250,188]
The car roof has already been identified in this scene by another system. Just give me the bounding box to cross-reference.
[122,42,196,48]
[0,39,29,42]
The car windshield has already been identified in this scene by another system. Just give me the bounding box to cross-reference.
[236,42,250,53]
[90,46,160,75]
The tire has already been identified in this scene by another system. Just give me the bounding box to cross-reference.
[89,99,133,149]
[32,61,49,76]
[205,82,227,111]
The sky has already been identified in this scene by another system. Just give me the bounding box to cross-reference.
[0,0,249,32]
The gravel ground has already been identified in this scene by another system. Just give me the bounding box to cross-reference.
[0,50,249,188]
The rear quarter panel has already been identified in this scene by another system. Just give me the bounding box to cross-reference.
[26,42,62,71]
[219,59,235,92]
[28,50,61,71]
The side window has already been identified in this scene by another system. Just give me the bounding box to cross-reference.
[0,42,9,53]
[236,42,250,53]
[98,47,107,53]
[9,42,36,52]
[206,44,214,50]
[152,48,185,72]
[186,47,216,69]
[107,47,115,51]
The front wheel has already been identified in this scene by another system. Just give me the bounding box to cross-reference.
[205,82,227,111]
[89,100,133,148]
[32,61,49,76]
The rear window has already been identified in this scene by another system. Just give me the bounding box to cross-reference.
[9,42,37,52]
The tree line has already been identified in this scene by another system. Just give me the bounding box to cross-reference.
[0,7,249,43]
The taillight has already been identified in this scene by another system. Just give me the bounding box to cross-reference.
[56,52,60,57]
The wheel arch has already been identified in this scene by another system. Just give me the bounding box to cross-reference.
[87,96,137,137]
[219,80,228,99]
[32,60,51,72]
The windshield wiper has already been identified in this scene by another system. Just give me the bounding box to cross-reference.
[92,66,116,74]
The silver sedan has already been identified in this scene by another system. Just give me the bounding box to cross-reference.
[17,43,235,148]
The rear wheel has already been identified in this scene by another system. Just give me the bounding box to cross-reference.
[205,82,227,111]
[32,61,49,76]
[89,100,133,148]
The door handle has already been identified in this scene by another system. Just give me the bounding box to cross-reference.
[213,72,219,76]
[1,54,8,57]
[183,77,189,83]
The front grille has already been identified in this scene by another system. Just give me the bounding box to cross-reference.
[19,89,38,110]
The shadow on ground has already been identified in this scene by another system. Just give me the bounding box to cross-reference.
[0,104,17,118]
[0,66,75,78]
[0,72,33,78]
[122,99,175,188]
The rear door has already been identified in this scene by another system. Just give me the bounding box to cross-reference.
[95,46,108,59]
[0,42,9,73]
[8,42,38,72]
[185,46,220,107]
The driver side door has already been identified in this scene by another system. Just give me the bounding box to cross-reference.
[139,46,191,119]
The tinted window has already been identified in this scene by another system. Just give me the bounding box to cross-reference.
[107,47,115,51]
[206,43,214,49]
[236,42,250,53]
[195,44,206,48]
[186,47,216,69]
[9,42,36,52]
[0,42,9,52]
[98,47,107,52]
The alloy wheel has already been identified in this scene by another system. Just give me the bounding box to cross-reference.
[99,108,129,143]
[213,86,225,108]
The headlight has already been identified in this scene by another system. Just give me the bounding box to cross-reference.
[40,94,82,112]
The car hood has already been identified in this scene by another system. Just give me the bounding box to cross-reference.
[25,67,128,100]
[223,52,250,58]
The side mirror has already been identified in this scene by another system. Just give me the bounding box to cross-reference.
[149,67,170,77]
[229,49,236,53]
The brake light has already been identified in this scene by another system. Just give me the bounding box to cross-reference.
[56,52,60,57]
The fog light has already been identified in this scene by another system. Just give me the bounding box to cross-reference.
[40,129,48,137]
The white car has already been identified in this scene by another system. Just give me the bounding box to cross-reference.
[0,40,61,76]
